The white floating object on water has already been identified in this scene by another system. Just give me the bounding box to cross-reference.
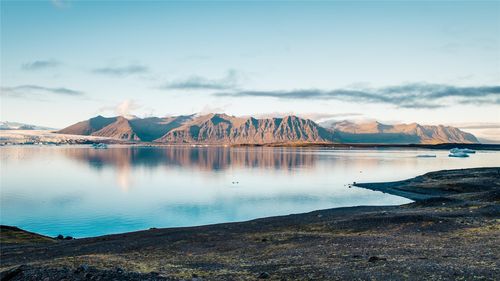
[450,148,475,154]
[92,143,108,149]
[448,152,469,158]
[416,154,436,158]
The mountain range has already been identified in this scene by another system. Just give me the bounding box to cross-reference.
[320,120,478,144]
[0,121,54,131]
[56,114,479,144]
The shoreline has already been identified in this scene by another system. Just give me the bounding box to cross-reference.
[1,167,499,280]
[2,141,500,151]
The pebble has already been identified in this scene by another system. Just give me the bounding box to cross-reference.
[258,272,270,279]
[368,256,387,263]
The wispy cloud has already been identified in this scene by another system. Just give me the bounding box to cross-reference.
[99,99,142,117]
[21,59,61,71]
[162,70,238,90]
[451,122,500,130]
[1,85,84,99]
[215,83,500,109]
[92,64,149,76]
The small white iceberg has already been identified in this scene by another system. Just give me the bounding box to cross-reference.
[416,154,437,158]
[448,151,469,158]
[450,148,475,154]
[92,143,108,149]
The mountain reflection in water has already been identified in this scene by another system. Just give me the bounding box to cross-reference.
[2,146,498,237]
[61,146,318,171]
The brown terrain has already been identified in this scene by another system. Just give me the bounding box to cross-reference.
[56,113,479,145]
[1,167,498,280]
[320,120,479,144]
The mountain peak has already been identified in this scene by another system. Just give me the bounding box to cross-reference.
[321,119,478,144]
[57,114,479,144]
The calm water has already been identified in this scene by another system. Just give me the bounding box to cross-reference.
[1,146,498,238]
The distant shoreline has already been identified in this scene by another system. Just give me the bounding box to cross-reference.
[2,129,498,149]
[2,139,500,151]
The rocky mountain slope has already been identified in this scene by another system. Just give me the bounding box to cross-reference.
[156,114,333,144]
[320,120,478,144]
[57,114,479,144]
[58,115,196,142]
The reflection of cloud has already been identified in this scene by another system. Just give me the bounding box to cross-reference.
[162,70,239,90]
[215,83,500,109]
[116,162,132,192]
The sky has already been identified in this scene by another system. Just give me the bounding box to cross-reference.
[1,0,499,141]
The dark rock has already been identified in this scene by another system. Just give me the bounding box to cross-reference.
[64,236,73,240]
[74,264,89,273]
[368,256,387,262]
[258,272,270,279]
[0,265,26,281]
[261,238,268,242]
[56,234,64,239]
[116,267,124,274]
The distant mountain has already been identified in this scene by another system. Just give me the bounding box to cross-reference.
[58,114,334,144]
[57,114,479,144]
[320,120,479,144]
[58,115,196,141]
[57,115,118,135]
[0,121,55,131]
[156,114,333,144]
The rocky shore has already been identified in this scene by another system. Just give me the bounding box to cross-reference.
[1,167,499,280]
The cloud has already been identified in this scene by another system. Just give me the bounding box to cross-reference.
[21,59,61,71]
[99,100,142,117]
[162,70,238,90]
[450,122,500,130]
[115,100,141,116]
[254,112,362,121]
[199,104,232,114]
[1,84,84,99]
[92,64,149,76]
[215,83,500,109]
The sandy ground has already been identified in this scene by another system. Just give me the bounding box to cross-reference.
[1,167,499,280]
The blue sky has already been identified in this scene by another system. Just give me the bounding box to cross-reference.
[1,0,499,140]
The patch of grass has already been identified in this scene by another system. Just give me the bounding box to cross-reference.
[0,226,55,244]
[458,223,500,236]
